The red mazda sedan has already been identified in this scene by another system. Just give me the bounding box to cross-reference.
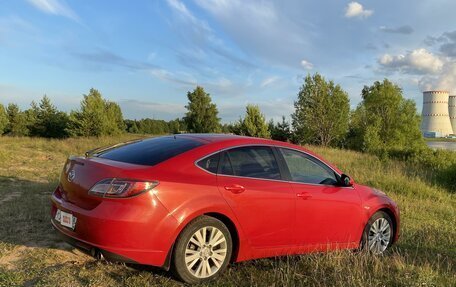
[51,134,400,284]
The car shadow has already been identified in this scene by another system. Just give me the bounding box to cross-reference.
[0,175,178,283]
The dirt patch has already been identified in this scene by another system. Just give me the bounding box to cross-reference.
[0,246,27,270]
[0,245,91,271]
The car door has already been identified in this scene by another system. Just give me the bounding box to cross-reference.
[277,147,363,250]
[216,146,295,250]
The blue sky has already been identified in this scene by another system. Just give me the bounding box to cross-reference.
[1,0,456,122]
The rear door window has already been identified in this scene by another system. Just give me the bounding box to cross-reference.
[97,136,204,166]
[220,146,281,180]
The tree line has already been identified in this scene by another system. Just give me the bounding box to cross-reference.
[0,89,126,138]
[0,73,425,157]
[177,74,424,157]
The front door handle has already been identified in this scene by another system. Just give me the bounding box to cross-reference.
[296,192,312,199]
[224,184,245,194]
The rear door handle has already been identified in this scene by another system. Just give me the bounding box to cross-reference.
[296,192,312,199]
[224,184,245,194]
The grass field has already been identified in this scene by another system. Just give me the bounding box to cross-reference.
[0,135,454,286]
[424,137,456,142]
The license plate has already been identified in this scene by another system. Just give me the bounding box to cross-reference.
[55,209,77,230]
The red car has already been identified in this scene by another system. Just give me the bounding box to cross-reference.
[51,134,400,284]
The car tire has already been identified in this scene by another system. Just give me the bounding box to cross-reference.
[361,211,394,254]
[171,215,233,284]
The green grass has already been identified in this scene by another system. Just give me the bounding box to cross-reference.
[424,137,456,142]
[0,136,455,286]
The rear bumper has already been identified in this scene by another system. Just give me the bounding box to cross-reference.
[50,190,179,267]
[52,221,139,263]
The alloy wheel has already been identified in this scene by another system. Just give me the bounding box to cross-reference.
[368,217,391,254]
[184,226,228,278]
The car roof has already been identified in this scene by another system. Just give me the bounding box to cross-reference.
[174,133,344,175]
[174,133,304,152]
[175,133,272,144]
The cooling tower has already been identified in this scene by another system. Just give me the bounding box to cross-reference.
[450,95,456,135]
[420,91,454,137]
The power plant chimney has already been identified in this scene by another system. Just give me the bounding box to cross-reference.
[449,95,456,135]
[420,91,454,137]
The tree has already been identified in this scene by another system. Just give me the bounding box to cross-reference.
[5,103,28,136]
[237,104,270,138]
[292,73,350,146]
[221,123,235,133]
[68,89,106,136]
[24,101,39,134]
[128,121,140,134]
[184,86,221,133]
[269,116,291,142]
[168,118,183,134]
[105,101,126,135]
[29,95,69,138]
[228,120,242,135]
[0,104,8,135]
[347,79,424,156]
[68,88,125,136]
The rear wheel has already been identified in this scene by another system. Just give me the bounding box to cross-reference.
[361,211,393,254]
[171,216,232,284]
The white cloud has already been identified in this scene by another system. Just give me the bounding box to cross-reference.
[166,0,210,31]
[148,68,238,96]
[378,48,444,74]
[149,68,197,86]
[27,0,80,22]
[194,0,310,68]
[379,25,414,35]
[418,61,456,93]
[0,16,38,46]
[345,2,373,19]
[300,60,313,70]
[165,0,255,71]
[435,63,456,92]
[377,47,456,93]
[260,76,279,88]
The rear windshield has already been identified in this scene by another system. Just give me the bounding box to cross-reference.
[96,136,204,166]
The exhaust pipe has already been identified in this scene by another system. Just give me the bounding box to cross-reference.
[90,248,104,260]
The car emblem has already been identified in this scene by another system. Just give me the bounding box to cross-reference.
[68,170,76,182]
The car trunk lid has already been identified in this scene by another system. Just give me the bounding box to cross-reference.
[59,156,149,210]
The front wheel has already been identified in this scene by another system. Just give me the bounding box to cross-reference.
[171,216,232,284]
[361,211,393,254]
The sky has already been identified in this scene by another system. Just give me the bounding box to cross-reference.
[1,0,456,122]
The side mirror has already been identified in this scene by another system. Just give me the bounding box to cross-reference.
[340,174,354,187]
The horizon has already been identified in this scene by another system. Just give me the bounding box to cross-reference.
[1,0,456,122]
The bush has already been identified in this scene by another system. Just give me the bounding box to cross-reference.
[398,148,456,192]
[348,79,425,155]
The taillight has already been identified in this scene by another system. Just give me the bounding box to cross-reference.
[88,178,159,198]
[53,185,63,199]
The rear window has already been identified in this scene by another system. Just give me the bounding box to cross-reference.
[96,136,204,166]
[196,153,220,173]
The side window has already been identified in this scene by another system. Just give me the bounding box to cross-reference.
[280,148,338,185]
[196,153,220,173]
[220,146,281,180]
[220,153,234,175]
